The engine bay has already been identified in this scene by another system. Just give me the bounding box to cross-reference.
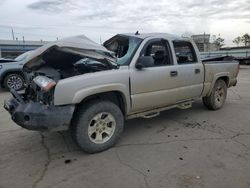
[25,47,117,80]
[23,46,118,105]
[29,57,113,82]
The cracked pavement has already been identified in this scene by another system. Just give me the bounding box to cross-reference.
[1,66,250,188]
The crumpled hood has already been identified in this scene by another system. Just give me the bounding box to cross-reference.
[24,35,116,69]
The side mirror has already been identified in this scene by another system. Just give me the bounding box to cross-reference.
[135,56,154,70]
[135,62,144,70]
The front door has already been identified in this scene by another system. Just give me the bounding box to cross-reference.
[130,38,179,112]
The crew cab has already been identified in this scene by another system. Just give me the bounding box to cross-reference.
[4,33,239,153]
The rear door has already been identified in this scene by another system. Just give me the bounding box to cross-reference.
[172,40,204,102]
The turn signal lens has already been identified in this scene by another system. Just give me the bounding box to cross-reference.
[33,76,56,92]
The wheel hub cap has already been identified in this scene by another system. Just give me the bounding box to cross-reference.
[215,86,224,104]
[7,75,23,90]
[88,112,116,144]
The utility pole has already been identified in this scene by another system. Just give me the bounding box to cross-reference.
[11,27,15,40]
[203,32,206,52]
[22,36,25,50]
[100,36,102,44]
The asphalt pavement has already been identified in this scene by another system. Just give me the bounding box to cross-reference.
[0,66,250,188]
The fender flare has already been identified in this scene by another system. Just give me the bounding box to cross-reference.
[207,72,229,95]
[54,84,131,114]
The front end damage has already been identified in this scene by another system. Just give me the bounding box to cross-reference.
[4,90,75,131]
[4,35,117,131]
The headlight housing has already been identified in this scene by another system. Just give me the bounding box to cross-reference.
[33,76,56,92]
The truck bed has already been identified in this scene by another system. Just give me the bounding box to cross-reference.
[201,60,239,96]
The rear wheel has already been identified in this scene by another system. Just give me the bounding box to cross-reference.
[202,79,227,110]
[72,100,124,153]
[3,73,24,91]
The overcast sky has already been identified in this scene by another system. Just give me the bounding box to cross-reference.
[0,0,249,46]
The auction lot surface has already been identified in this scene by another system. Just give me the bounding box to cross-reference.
[1,66,250,188]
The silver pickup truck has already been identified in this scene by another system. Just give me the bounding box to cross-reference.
[4,33,239,153]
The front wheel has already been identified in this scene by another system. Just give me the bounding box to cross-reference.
[3,73,25,91]
[202,79,227,110]
[72,100,124,153]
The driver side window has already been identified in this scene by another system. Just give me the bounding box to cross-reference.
[140,39,172,67]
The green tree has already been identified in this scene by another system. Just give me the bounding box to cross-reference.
[233,36,241,46]
[241,33,250,46]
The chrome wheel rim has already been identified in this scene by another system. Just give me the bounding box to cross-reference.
[215,86,225,105]
[88,112,116,144]
[6,75,23,90]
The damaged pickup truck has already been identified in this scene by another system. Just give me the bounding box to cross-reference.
[4,33,239,153]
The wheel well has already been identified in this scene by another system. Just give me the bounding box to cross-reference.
[1,71,24,88]
[76,91,126,115]
[218,76,229,86]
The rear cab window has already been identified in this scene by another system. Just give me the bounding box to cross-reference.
[173,41,197,64]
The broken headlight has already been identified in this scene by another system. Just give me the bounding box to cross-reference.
[33,76,56,92]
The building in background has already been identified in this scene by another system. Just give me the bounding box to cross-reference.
[0,39,48,58]
[191,34,210,52]
[191,34,219,52]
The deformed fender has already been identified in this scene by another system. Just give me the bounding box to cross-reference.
[54,83,131,113]
[73,84,130,112]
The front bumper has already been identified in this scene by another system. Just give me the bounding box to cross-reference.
[4,91,75,131]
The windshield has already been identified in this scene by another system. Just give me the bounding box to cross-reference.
[15,51,31,61]
[104,35,142,65]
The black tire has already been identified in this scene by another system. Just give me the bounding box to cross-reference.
[72,100,124,153]
[3,73,25,91]
[202,79,227,110]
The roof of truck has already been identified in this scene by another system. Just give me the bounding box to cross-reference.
[121,33,186,41]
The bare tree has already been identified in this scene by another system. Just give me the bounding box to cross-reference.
[232,36,241,46]
[213,36,225,48]
[241,33,250,46]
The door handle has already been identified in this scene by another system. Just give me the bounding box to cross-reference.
[195,69,200,74]
[170,71,178,77]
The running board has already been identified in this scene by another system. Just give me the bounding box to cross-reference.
[142,112,160,119]
[177,102,192,109]
[127,105,177,120]
[126,100,194,120]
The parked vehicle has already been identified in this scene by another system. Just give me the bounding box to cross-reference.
[200,48,250,64]
[0,58,16,63]
[4,34,239,153]
[0,51,32,90]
